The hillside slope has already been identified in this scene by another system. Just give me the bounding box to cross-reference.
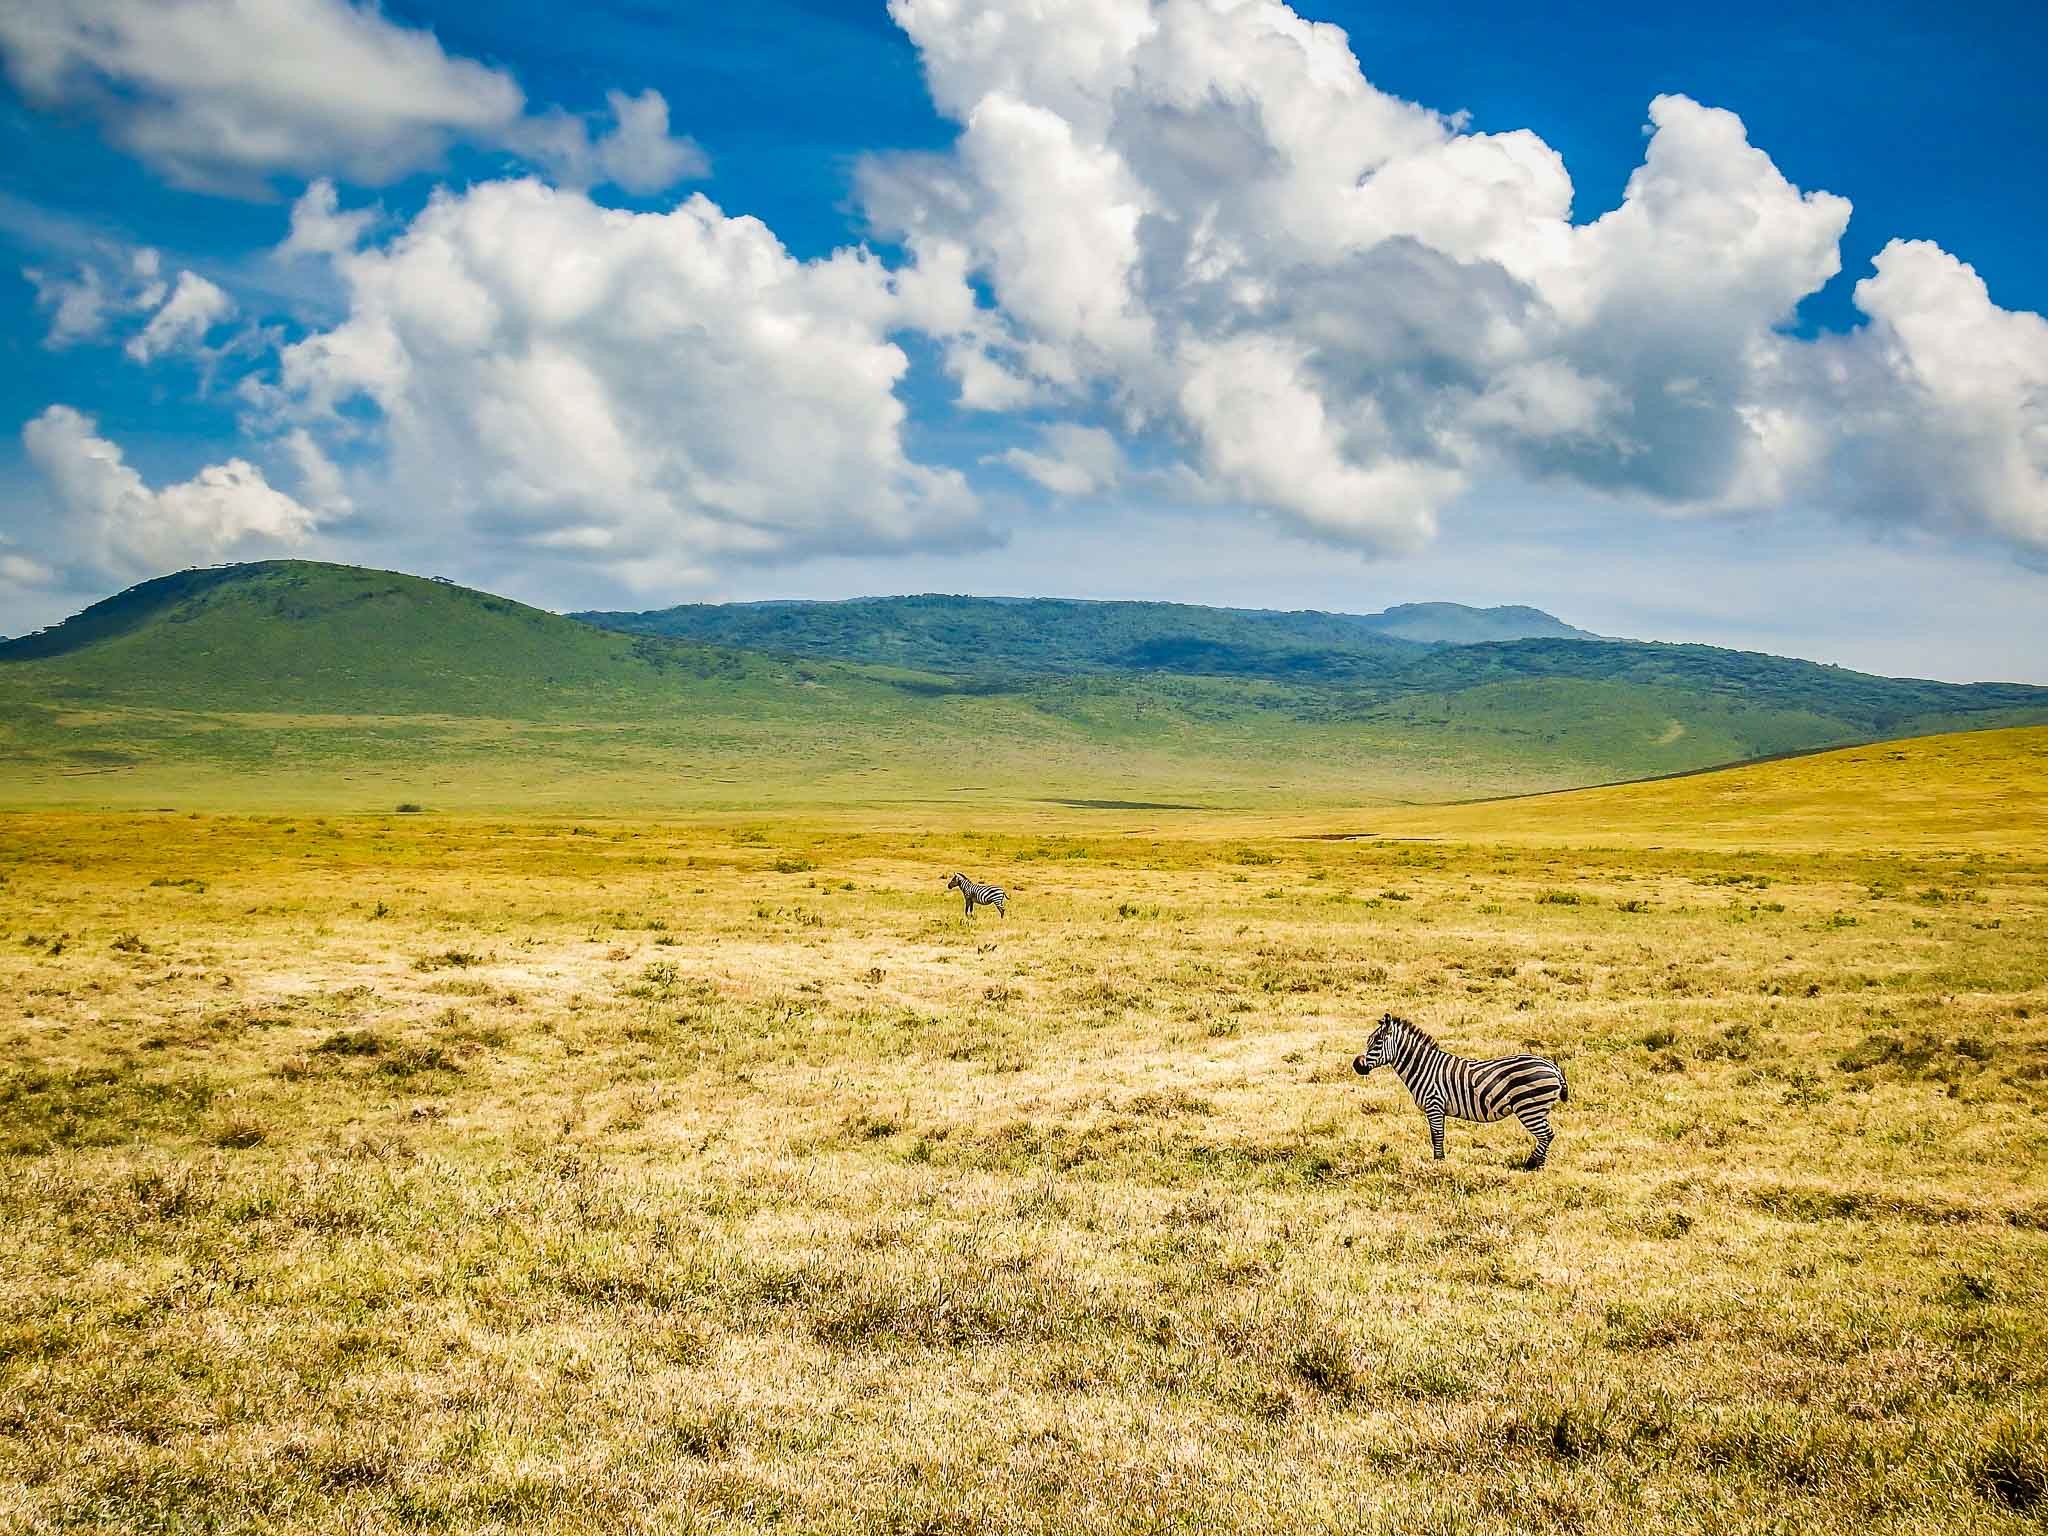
[580,591,2043,744]
[1356,601,1593,644]
[1378,725,2048,850]
[1382,638,2048,742]
[0,562,761,715]
[573,594,1594,678]
[4,561,2046,812]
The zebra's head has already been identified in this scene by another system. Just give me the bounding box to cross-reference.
[946,872,965,891]
[1353,1013,1405,1075]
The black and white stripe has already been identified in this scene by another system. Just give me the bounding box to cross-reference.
[946,871,1007,918]
[1353,1013,1569,1167]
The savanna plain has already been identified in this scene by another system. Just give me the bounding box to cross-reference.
[3,730,2046,1534]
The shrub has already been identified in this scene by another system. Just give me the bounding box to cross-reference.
[380,1045,459,1078]
[669,1406,747,1460]
[1603,1301,1707,1351]
[1943,1269,1999,1305]
[211,1117,266,1149]
[412,949,482,972]
[1288,1339,1359,1397]
[1638,1208,1694,1239]
[395,803,423,814]
[627,961,681,1000]
[1384,1357,1474,1401]
[1695,1023,1754,1062]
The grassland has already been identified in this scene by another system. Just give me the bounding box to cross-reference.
[1384,725,2048,851]
[2,730,2045,1532]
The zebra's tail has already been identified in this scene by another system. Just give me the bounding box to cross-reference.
[1555,1063,1570,1102]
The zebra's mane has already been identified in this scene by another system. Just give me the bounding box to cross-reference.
[1381,1012,1440,1048]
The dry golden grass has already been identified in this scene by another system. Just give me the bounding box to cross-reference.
[1378,725,2048,851]
[1,732,2045,1532]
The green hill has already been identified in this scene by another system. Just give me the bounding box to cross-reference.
[1381,638,2048,742]
[571,594,1595,679]
[0,562,770,716]
[3,561,2044,813]
[577,588,2046,745]
[1348,601,1594,645]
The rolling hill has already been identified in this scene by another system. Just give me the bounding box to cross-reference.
[578,591,2044,743]
[0,562,763,716]
[1377,724,2048,852]
[1354,601,1595,644]
[573,593,1594,679]
[3,560,2045,812]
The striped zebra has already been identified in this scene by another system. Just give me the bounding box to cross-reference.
[1353,1013,1569,1168]
[946,871,1007,919]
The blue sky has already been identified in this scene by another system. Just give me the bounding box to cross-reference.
[1,0,2045,681]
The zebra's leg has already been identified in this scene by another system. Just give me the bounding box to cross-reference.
[1515,1105,1553,1169]
[963,895,974,916]
[1424,1101,1446,1161]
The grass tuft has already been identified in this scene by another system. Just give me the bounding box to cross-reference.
[1977,1419,2048,1512]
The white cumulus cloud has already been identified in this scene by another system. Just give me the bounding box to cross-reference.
[0,0,704,194]
[25,245,165,348]
[508,89,710,197]
[11,0,2043,593]
[994,423,1126,497]
[279,178,377,261]
[125,269,234,362]
[868,0,2047,555]
[1834,240,2048,548]
[259,178,989,586]
[280,427,355,519]
[22,405,324,579]
[0,549,55,588]
[24,243,242,368]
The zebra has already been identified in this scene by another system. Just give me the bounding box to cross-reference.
[1352,1013,1569,1168]
[946,871,1007,918]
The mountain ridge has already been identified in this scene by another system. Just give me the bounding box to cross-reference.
[4,560,2046,812]
[572,592,1597,675]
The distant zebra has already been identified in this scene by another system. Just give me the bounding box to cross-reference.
[946,871,1007,919]
[1353,1013,1569,1168]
